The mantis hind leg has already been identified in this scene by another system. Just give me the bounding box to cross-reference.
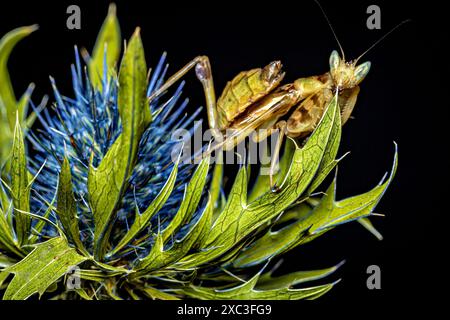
[148,55,223,140]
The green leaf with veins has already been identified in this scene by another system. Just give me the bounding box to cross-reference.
[182,268,338,300]
[56,157,86,253]
[160,156,210,243]
[255,262,344,290]
[3,237,87,300]
[88,28,150,260]
[199,261,342,291]
[306,95,342,194]
[232,149,397,268]
[11,118,31,246]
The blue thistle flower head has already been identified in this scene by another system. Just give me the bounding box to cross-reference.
[29,48,203,260]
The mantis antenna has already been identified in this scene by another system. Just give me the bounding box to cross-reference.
[355,19,411,63]
[314,0,346,60]
[314,1,411,64]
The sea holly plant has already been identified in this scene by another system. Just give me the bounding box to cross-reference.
[0,4,397,300]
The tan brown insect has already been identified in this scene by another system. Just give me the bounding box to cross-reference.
[148,6,407,191]
[149,52,367,187]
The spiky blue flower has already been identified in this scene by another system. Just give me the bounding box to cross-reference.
[28,49,203,258]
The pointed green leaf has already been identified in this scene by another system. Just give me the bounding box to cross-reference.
[233,148,397,267]
[256,262,344,290]
[110,159,179,256]
[3,237,87,300]
[89,4,121,91]
[358,217,383,240]
[0,25,37,129]
[306,97,342,194]
[309,151,397,234]
[231,215,312,268]
[182,270,337,300]
[89,29,150,259]
[56,157,85,252]
[11,118,30,245]
[194,196,214,250]
[207,164,249,245]
[160,156,210,243]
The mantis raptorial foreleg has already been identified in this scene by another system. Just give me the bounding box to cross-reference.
[147,55,222,139]
[339,86,360,125]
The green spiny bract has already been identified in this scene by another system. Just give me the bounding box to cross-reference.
[0,4,396,300]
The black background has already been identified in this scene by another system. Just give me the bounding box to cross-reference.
[0,0,447,310]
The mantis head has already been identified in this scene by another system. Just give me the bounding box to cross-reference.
[329,50,371,90]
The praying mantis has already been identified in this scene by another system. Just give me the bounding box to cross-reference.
[147,3,407,191]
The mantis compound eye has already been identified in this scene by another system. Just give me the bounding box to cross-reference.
[329,50,341,72]
[353,61,371,85]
